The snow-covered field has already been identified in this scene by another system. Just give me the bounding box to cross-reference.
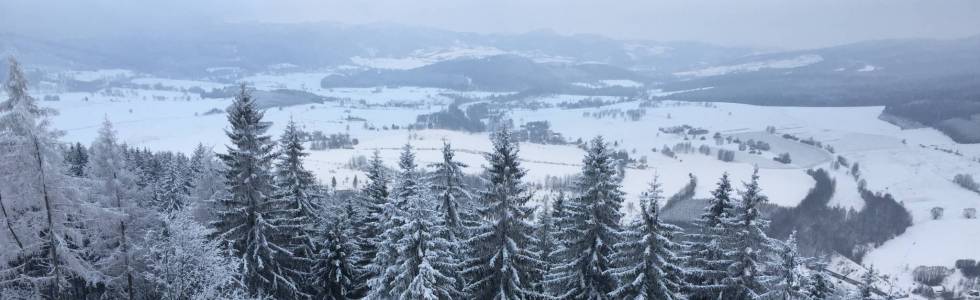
[130,77,229,90]
[348,46,577,70]
[24,70,980,287]
[572,79,645,89]
[64,69,136,82]
[350,46,507,70]
[674,54,824,77]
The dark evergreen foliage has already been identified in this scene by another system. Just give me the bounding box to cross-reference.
[416,104,486,132]
[609,176,685,300]
[64,142,89,177]
[720,169,781,299]
[274,119,322,261]
[682,173,735,300]
[312,200,360,299]
[211,86,308,298]
[368,145,460,299]
[353,150,389,297]
[464,129,542,299]
[547,136,624,299]
[428,142,471,242]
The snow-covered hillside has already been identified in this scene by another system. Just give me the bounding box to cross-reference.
[674,54,823,77]
[348,46,577,70]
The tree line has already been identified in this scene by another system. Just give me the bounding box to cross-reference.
[1,59,867,299]
[769,169,913,262]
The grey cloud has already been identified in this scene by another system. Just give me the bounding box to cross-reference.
[2,0,979,49]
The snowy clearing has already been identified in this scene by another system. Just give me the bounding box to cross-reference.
[674,54,823,77]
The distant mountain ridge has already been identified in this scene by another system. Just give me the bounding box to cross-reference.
[0,22,752,78]
[321,54,647,93]
[658,35,980,143]
[661,35,980,106]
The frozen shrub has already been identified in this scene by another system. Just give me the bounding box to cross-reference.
[717,149,735,162]
[774,152,792,164]
[956,259,980,278]
[660,145,675,158]
[964,208,977,219]
[913,266,951,286]
[698,144,711,155]
[954,174,980,193]
[956,259,977,269]
[930,207,944,220]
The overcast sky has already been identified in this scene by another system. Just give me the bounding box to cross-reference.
[3,0,979,49]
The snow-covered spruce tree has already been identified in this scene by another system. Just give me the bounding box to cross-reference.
[0,58,105,298]
[608,175,685,300]
[188,143,226,202]
[124,147,159,192]
[548,190,568,254]
[530,196,557,298]
[141,210,244,300]
[366,148,407,299]
[547,136,624,300]
[427,142,472,293]
[355,150,389,293]
[190,144,228,207]
[394,146,460,299]
[273,118,321,259]
[64,142,88,177]
[682,173,736,300]
[464,129,542,299]
[546,192,582,299]
[189,143,207,176]
[427,141,472,243]
[368,145,459,299]
[211,85,306,298]
[275,119,320,216]
[536,191,572,298]
[141,151,166,190]
[803,264,835,300]
[87,118,144,299]
[154,157,193,213]
[857,265,878,300]
[721,168,782,299]
[312,199,360,299]
[764,231,807,299]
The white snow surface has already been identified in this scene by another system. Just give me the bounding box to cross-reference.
[350,46,576,70]
[864,219,980,288]
[857,64,878,72]
[675,54,823,77]
[64,69,136,82]
[350,46,507,70]
[131,77,229,90]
